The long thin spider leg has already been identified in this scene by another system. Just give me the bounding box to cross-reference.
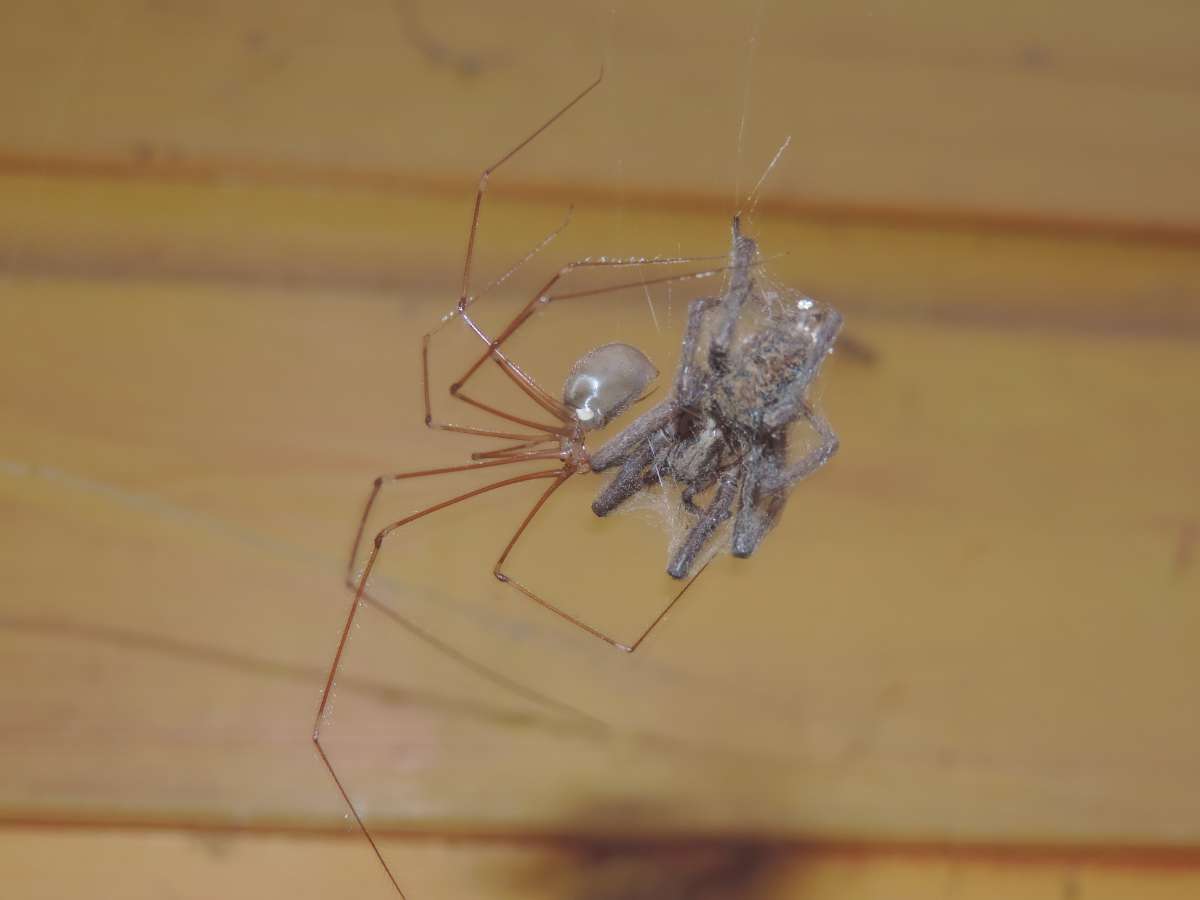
[311,739,404,897]
[667,471,739,579]
[435,210,582,432]
[316,464,564,899]
[488,456,719,652]
[459,69,603,307]
[621,558,713,654]
[427,201,586,437]
[500,469,715,652]
[468,205,574,311]
[341,458,603,726]
[762,406,839,492]
[493,473,571,581]
[345,580,602,728]
[709,217,758,372]
[493,472,641,653]
[448,380,571,434]
[457,255,723,424]
[469,258,731,378]
[448,73,712,426]
[676,295,721,400]
[344,453,564,587]
[453,255,748,424]
[421,331,569,437]
[471,436,560,460]
[737,135,792,222]
[426,69,602,438]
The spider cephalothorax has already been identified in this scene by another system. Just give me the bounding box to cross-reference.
[589,217,842,578]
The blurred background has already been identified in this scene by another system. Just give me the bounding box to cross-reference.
[1,1,1198,898]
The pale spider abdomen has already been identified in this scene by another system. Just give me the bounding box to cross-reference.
[562,342,658,430]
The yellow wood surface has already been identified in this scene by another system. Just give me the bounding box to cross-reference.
[3,827,1200,900]
[3,0,1200,235]
[2,1,1199,898]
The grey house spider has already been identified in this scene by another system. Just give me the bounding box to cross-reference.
[590,217,842,579]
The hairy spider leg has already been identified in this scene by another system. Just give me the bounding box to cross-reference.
[730,437,789,558]
[316,454,567,899]
[668,471,739,578]
[590,292,746,573]
[587,220,755,475]
[726,411,838,560]
[708,217,758,372]
[591,222,834,577]
[591,438,660,514]
[763,403,839,491]
[589,294,719,473]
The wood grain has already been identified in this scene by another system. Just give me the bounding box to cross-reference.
[2,1,1198,898]
[3,1,1200,234]
[4,826,1200,900]
[2,183,1197,871]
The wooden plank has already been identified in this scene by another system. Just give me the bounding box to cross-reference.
[3,4,1198,895]
[3,172,1199,331]
[1,166,1197,846]
[2,1,1199,232]
[3,826,1200,900]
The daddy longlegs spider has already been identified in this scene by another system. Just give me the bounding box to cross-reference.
[312,70,756,898]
